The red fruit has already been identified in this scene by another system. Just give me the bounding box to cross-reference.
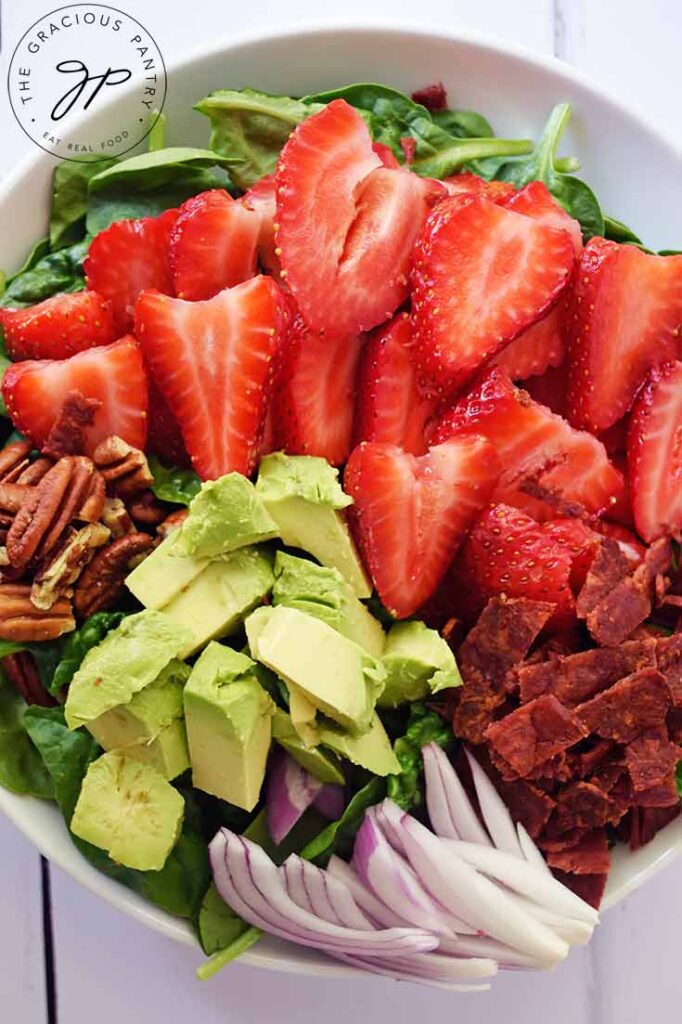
[566,239,682,433]
[371,142,400,168]
[505,181,583,255]
[85,210,177,332]
[243,174,281,276]
[275,100,443,337]
[410,83,447,111]
[598,418,629,457]
[442,172,516,204]
[458,503,577,628]
[135,277,286,480]
[344,437,500,619]
[411,194,574,391]
[273,316,363,466]
[628,360,682,542]
[542,518,600,591]
[146,378,190,467]
[168,190,260,301]
[493,303,565,381]
[353,313,438,456]
[1,337,148,453]
[432,366,625,518]
[524,360,569,418]
[1,291,116,361]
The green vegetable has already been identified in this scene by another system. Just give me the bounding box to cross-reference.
[301,777,385,864]
[432,107,494,139]
[49,611,126,697]
[387,703,452,810]
[0,240,89,308]
[0,671,54,799]
[0,638,62,696]
[50,159,117,251]
[196,883,261,980]
[149,455,201,505]
[409,119,532,179]
[148,111,167,152]
[496,103,605,239]
[603,214,643,246]
[676,760,682,799]
[197,88,319,190]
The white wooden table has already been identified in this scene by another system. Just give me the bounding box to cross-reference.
[1,1,681,1020]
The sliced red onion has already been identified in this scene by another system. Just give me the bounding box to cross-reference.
[504,891,594,946]
[398,815,569,965]
[465,749,524,858]
[283,855,374,930]
[423,742,460,839]
[444,934,547,970]
[332,953,492,992]
[266,749,323,845]
[338,948,497,983]
[517,822,554,876]
[281,857,317,916]
[423,743,491,846]
[442,840,599,926]
[210,830,437,959]
[327,855,408,929]
[313,783,346,820]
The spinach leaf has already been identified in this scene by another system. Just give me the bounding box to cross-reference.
[196,88,319,190]
[5,237,51,282]
[432,107,494,139]
[603,214,643,246]
[149,455,201,505]
[676,760,682,799]
[387,703,452,810]
[301,776,385,865]
[0,240,88,308]
[49,611,126,696]
[0,671,54,799]
[23,705,98,817]
[496,103,605,240]
[148,111,166,152]
[50,159,117,251]
[409,119,532,179]
[198,882,257,957]
[303,82,427,153]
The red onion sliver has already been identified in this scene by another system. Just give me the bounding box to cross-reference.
[505,891,594,946]
[423,743,460,839]
[327,856,408,929]
[445,934,546,970]
[266,749,322,845]
[333,953,492,992]
[465,749,524,858]
[285,856,374,930]
[313,784,346,820]
[517,823,554,876]
[424,743,491,846]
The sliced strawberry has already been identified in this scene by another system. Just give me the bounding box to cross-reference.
[1,337,147,453]
[411,194,574,391]
[493,303,565,381]
[371,142,400,168]
[504,181,583,255]
[442,172,516,204]
[598,418,629,457]
[432,366,625,518]
[591,520,645,567]
[146,378,190,467]
[628,360,682,542]
[524,360,569,418]
[243,174,281,276]
[353,313,438,456]
[85,210,177,333]
[0,291,116,361]
[410,83,447,111]
[275,100,443,337]
[135,277,286,480]
[168,190,260,301]
[344,437,499,619]
[542,518,600,591]
[273,314,363,466]
[566,239,682,433]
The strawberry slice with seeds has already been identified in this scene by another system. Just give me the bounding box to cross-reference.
[411,194,574,391]
[432,366,625,518]
[1,336,148,453]
[628,360,682,542]
[542,518,600,591]
[273,314,363,466]
[84,210,177,333]
[275,100,443,337]
[524,360,569,418]
[243,174,281,276]
[442,171,516,204]
[493,303,565,382]
[353,312,438,456]
[169,189,260,301]
[344,437,499,618]
[566,239,682,433]
[1,291,116,361]
[504,181,583,255]
[135,277,287,480]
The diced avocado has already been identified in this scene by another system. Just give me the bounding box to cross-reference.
[272,551,384,657]
[287,683,320,748]
[271,707,344,784]
[71,750,184,871]
[256,453,371,598]
[87,660,190,780]
[125,532,208,610]
[162,546,274,657]
[183,642,274,811]
[64,611,193,730]
[245,605,385,733]
[379,620,462,708]
[319,713,401,776]
[174,473,279,558]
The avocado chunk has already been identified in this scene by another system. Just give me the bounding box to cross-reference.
[287,684,320,748]
[319,713,400,776]
[125,532,208,610]
[379,620,462,708]
[64,611,193,730]
[71,750,184,871]
[256,453,371,598]
[246,605,385,734]
[184,642,274,811]
[174,473,279,558]
[272,551,384,657]
[162,546,274,657]
[87,660,190,780]
[271,708,344,784]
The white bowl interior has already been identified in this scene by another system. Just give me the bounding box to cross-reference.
[1,22,681,977]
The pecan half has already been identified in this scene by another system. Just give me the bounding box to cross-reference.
[78,469,106,523]
[74,532,154,619]
[0,583,75,641]
[16,457,54,486]
[3,653,56,708]
[92,436,153,497]
[156,508,188,539]
[31,522,110,611]
[101,497,135,538]
[0,440,32,483]
[0,482,33,513]
[42,390,101,460]
[128,489,166,528]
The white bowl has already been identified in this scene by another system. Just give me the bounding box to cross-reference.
[1,21,681,979]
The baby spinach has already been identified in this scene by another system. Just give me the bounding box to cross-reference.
[301,776,385,865]
[197,883,260,962]
[148,110,167,152]
[0,672,54,799]
[496,103,605,239]
[50,158,117,251]
[387,702,452,810]
[603,214,643,245]
[676,760,682,799]
[49,611,126,696]
[149,455,201,505]
[409,120,532,179]
[0,239,89,308]
[432,106,494,139]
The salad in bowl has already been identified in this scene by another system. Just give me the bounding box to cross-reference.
[0,70,681,991]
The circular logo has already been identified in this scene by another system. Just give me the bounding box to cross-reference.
[8,4,167,162]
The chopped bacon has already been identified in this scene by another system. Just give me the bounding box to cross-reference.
[656,633,682,707]
[545,829,611,875]
[575,669,671,743]
[629,806,681,851]
[576,538,630,618]
[551,870,608,909]
[517,638,657,706]
[624,727,680,807]
[495,778,556,838]
[552,781,614,832]
[485,695,587,778]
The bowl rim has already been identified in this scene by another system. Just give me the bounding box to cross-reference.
[1,17,681,979]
